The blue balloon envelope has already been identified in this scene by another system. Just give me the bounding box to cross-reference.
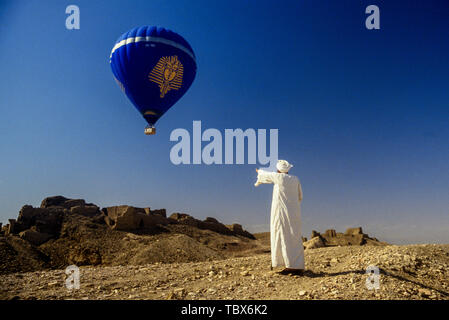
[110,26,196,131]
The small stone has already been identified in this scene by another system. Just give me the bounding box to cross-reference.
[299,290,306,296]
[418,288,432,297]
[166,292,177,300]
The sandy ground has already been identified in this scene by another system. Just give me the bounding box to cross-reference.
[1,244,448,300]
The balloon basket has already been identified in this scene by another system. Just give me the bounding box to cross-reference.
[144,126,156,135]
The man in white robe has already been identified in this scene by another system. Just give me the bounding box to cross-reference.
[255,160,304,275]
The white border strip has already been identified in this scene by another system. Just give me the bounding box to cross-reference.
[110,36,195,61]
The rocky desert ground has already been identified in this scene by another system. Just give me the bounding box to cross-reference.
[1,244,448,300]
[1,196,448,300]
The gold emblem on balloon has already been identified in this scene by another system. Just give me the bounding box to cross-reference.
[149,55,184,98]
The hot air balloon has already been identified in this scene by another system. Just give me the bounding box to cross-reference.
[110,26,197,135]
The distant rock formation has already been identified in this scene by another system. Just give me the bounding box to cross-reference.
[0,196,261,274]
[168,213,255,239]
[304,236,326,250]
[1,196,255,247]
[2,196,103,245]
[303,227,387,249]
[102,206,169,231]
[225,223,255,239]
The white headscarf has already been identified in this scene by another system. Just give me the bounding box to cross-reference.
[276,160,293,173]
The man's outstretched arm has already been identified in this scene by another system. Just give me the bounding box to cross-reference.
[254,168,277,186]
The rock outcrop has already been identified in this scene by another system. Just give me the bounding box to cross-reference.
[40,196,88,209]
[305,227,387,249]
[2,196,255,242]
[311,230,320,238]
[0,196,258,274]
[3,196,104,246]
[102,206,168,231]
[7,206,64,240]
[226,224,255,239]
[324,229,337,237]
[303,236,326,249]
[169,213,255,239]
[345,227,363,236]
[18,229,52,246]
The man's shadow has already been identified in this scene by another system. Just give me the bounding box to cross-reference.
[301,268,449,297]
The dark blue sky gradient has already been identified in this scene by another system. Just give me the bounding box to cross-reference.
[0,0,448,243]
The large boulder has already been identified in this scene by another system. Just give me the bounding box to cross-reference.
[311,230,320,239]
[40,196,89,209]
[70,205,101,217]
[64,199,86,208]
[345,227,363,236]
[151,209,167,217]
[169,213,201,228]
[142,207,166,217]
[17,205,65,235]
[324,229,337,237]
[201,217,233,235]
[304,236,325,250]
[18,229,52,246]
[351,234,366,245]
[17,205,38,223]
[5,219,16,235]
[103,206,168,231]
[169,214,255,238]
[40,196,69,208]
[225,224,255,239]
[6,218,31,235]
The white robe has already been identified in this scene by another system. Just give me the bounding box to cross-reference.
[255,170,304,269]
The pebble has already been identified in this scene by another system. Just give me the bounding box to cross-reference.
[418,288,432,297]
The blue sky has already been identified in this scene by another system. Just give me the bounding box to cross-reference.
[0,0,448,244]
